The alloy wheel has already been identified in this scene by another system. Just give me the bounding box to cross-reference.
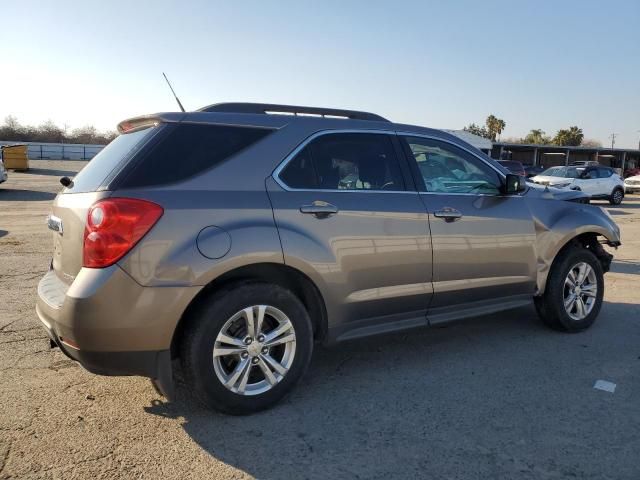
[613,190,623,204]
[563,262,598,321]
[213,305,297,395]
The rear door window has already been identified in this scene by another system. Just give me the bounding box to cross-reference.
[597,167,612,178]
[119,123,273,188]
[66,127,154,193]
[278,133,406,191]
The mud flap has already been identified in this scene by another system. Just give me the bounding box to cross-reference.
[151,350,175,401]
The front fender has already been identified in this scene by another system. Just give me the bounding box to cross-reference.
[531,201,620,294]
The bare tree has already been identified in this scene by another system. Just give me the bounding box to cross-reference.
[0,116,116,145]
[581,138,602,148]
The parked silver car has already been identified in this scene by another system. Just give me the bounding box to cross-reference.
[36,103,621,414]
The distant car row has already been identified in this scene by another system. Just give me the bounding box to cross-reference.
[0,157,7,184]
[625,174,640,194]
[498,160,603,178]
[498,160,547,178]
[497,160,627,204]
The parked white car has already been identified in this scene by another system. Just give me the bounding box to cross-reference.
[532,165,625,204]
[624,174,640,194]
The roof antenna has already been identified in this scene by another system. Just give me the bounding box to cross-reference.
[162,72,185,112]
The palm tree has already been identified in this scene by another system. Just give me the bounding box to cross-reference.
[496,119,506,140]
[485,115,506,142]
[524,129,548,144]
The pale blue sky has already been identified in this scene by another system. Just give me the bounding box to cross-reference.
[1,0,639,147]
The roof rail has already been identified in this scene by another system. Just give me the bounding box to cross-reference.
[198,102,389,122]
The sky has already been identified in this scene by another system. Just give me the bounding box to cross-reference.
[1,0,639,148]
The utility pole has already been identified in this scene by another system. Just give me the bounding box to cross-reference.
[62,122,69,160]
[609,133,617,149]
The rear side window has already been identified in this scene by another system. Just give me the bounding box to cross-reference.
[279,133,406,191]
[120,123,272,188]
[67,127,154,193]
[597,167,612,178]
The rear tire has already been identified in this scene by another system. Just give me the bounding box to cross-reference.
[535,246,604,333]
[180,282,313,415]
[609,187,624,205]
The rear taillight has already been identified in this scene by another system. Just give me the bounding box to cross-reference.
[83,198,163,268]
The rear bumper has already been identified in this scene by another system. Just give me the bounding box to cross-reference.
[37,310,168,377]
[36,265,200,380]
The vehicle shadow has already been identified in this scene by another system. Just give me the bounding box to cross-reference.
[142,302,637,479]
[606,209,630,216]
[610,259,640,275]
[0,230,7,238]
[596,199,640,210]
[0,189,56,201]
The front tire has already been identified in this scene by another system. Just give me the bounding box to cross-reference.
[534,247,604,332]
[180,282,313,415]
[609,187,624,205]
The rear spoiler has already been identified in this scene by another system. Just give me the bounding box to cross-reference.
[117,115,163,134]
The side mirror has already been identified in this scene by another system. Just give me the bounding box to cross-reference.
[503,174,525,194]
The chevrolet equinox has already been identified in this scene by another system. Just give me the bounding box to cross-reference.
[37,103,621,414]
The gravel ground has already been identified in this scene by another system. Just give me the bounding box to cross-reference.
[1,161,639,479]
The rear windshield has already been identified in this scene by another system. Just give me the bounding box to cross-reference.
[118,123,273,188]
[66,127,154,193]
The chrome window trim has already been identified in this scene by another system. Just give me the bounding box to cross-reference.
[418,191,525,198]
[272,129,510,195]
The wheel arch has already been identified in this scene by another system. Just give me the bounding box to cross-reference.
[610,185,624,204]
[170,262,328,358]
[536,230,615,295]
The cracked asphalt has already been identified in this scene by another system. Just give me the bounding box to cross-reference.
[1,161,639,479]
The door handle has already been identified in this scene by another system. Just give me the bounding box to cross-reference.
[300,201,338,219]
[433,207,462,222]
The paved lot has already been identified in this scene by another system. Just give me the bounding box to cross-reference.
[1,161,639,479]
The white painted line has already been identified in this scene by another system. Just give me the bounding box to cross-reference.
[594,380,616,393]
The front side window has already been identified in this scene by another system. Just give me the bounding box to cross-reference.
[564,167,582,178]
[279,133,406,191]
[402,136,501,194]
